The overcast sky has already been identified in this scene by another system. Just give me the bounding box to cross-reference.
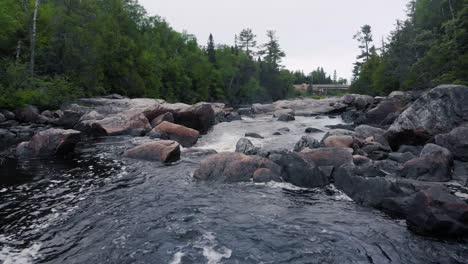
[139,0,409,81]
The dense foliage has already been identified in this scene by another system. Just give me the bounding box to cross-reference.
[351,0,468,95]
[0,0,297,109]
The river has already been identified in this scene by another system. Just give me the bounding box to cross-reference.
[1,115,467,264]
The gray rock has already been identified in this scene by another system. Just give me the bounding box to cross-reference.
[435,124,468,161]
[237,107,253,116]
[15,105,40,123]
[0,113,5,123]
[386,85,468,149]
[235,138,260,155]
[305,127,324,133]
[354,125,389,147]
[293,136,320,152]
[453,161,468,186]
[400,144,453,182]
[150,112,174,128]
[277,114,295,122]
[388,152,416,163]
[0,110,15,120]
[245,132,264,139]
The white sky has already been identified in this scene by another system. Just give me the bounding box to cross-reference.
[138,0,409,81]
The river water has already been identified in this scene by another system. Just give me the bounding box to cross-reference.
[1,115,467,264]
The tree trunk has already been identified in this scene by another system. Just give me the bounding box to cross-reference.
[30,0,41,77]
[448,0,455,20]
[15,40,22,63]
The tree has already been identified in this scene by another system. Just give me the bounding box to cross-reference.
[258,30,285,68]
[354,25,374,62]
[238,28,257,57]
[30,0,41,76]
[207,33,216,65]
[333,70,337,83]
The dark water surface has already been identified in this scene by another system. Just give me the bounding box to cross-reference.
[1,116,467,264]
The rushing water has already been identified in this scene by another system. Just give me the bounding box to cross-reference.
[1,115,467,264]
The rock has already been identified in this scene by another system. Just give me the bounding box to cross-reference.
[150,112,174,128]
[435,124,468,161]
[15,105,40,123]
[123,140,180,163]
[0,129,16,150]
[342,94,356,105]
[102,94,126,99]
[245,132,264,139]
[353,97,368,110]
[406,186,468,238]
[0,110,15,120]
[235,138,260,155]
[253,168,283,183]
[355,159,401,177]
[305,127,324,133]
[238,107,253,116]
[293,136,320,152]
[268,150,329,188]
[277,127,290,133]
[299,147,354,168]
[0,113,5,123]
[224,112,242,122]
[149,121,199,147]
[54,110,83,128]
[354,125,389,147]
[400,144,453,182]
[353,155,372,166]
[362,99,404,125]
[91,112,151,136]
[16,128,81,158]
[277,114,295,122]
[323,135,354,148]
[453,161,468,185]
[173,103,215,134]
[73,111,105,133]
[386,85,468,149]
[273,109,295,117]
[321,129,356,142]
[388,152,416,163]
[397,145,422,156]
[272,132,282,136]
[341,110,364,124]
[193,152,282,183]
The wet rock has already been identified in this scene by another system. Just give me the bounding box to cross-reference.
[342,94,356,105]
[0,129,16,150]
[173,103,215,134]
[73,111,104,133]
[235,138,260,155]
[305,127,323,133]
[273,109,295,118]
[386,85,468,149]
[277,114,295,122]
[0,113,5,123]
[123,140,180,163]
[397,145,422,156]
[54,110,83,128]
[453,161,468,185]
[0,110,15,120]
[341,110,364,124]
[400,144,453,182]
[299,147,354,168]
[325,124,356,131]
[91,112,151,136]
[277,127,290,133]
[193,152,282,183]
[323,135,354,148]
[293,136,320,152]
[435,124,468,161]
[15,105,40,123]
[150,112,174,128]
[16,128,81,158]
[245,132,264,139]
[355,159,401,177]
[224,112,242,122]
[406,186,468,238]
[149,121,199,147]
[268,150,328,188]
[253,168,283,183]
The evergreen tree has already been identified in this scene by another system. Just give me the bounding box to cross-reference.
[258,30,285,68]
[238,28,257,57]
[207,33,216,65]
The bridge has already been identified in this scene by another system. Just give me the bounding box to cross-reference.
[293,83,350,95]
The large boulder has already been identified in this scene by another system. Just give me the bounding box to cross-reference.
[0,110,15,120]
[435,124,468,161]
[91,111,151,136]
[361,99,404,125]
[386,85,468,149]
[354,125,389,147]
[54,110,83,128]
[173,103,215,134]
[235,138,260,155]
[15,105,40,123]
[149,121,199,147]
[406,186,468,238]
[193,152,282,183]
[16,128,81,158]
[400,144,453,182]
[123,140,180,163]
[293,136,320,152]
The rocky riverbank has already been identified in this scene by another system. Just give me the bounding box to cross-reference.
[1,85,467,240]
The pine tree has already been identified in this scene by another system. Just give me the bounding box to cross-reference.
[207,33,216,65]
[354,25,374,62]
[238,28,257,57]
[258,30,285,68]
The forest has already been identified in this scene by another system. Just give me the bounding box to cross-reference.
[0,0,346,110]
[351,0,467,95]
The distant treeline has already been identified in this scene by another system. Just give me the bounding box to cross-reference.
[351,0,467,95]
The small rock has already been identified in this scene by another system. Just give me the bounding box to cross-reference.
[245,133,264,139]
[323,135,354,148]
[235,138,260,155]
[305,127,324,133]
[277,114,295,122]
[294,136,320,152]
